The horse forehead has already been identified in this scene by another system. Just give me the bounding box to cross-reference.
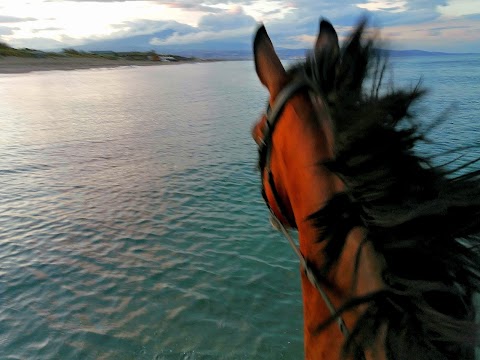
[284,93,330,134]
[277,95,337,164]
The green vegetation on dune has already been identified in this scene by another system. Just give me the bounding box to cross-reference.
[0,42,56,57]
[0,42,196,62]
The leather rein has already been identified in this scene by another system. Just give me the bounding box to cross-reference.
[258,74,350,338]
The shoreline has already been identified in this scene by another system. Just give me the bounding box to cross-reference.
[0,56,218,74]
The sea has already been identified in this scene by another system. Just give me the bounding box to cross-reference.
[0,55,479,360]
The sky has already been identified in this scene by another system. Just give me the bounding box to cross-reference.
[0,0,479,52]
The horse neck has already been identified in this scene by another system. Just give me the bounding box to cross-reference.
[298,226,386,360]
[274,102,386,359]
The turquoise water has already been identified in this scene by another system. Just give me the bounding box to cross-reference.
[0,56,479,359]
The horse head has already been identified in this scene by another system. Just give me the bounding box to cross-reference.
[251,18,480,360]
[252,20,344,227]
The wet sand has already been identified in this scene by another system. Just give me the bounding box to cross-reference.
[0,56,200,74]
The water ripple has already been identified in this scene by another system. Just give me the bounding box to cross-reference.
[1,59,479,359]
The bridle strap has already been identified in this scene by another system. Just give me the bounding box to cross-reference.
[261,77,319,169]
[265,171,297,227]
[258,75,351,338]
[270,212,350,337]
[259,76,320,228]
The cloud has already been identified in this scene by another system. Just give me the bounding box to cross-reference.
[464,13,480,20]
[247,0,460,48]
[3,36,68,49]
[46,0,251,3]
[427,25,470,31]
[110,19,196,37]
[198,6,256,30]
[143,5,258,49]
[44,0,255,13]
[163,1,224,13]
[357,0,407,12]
[357,0,449,25]
[265,0,448,31]
[32,27,64,33]
[0,15,37,23]
[376,16,480,52]
[3,0,479,52]
[251,0,480,52]
[150,26,253,46]
[0,26,19,35]
[438,0,479,17]
[45,0,146,1]
[45,0,250,7]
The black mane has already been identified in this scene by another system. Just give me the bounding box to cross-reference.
[298,22,480,360]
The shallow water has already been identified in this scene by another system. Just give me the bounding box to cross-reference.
[0,57,479,359]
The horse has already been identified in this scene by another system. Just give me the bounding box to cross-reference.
[251,19,480,360]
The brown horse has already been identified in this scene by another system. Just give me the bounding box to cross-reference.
[252,19,480,360]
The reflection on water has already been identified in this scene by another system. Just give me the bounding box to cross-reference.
[0,63,304,359]
[0,57,479,359]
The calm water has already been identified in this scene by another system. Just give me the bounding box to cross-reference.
[0,56,479,359]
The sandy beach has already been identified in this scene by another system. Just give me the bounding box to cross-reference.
[0,56,200,74]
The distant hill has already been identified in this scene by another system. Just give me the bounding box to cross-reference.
[74,46,477,61]
[61,31,478,60]
[7,34,477,62]
[73,30,251,58]
[378,49,478,57]
[161,48,477,60]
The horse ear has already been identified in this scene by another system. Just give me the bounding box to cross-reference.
[315,19,339,53]
[253,24,287,98]
[336,19,370,93]
[312,19,340,93]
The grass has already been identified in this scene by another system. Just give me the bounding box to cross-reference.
[0,42,196,62]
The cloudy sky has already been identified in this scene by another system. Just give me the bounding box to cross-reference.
[0,0,479,52]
